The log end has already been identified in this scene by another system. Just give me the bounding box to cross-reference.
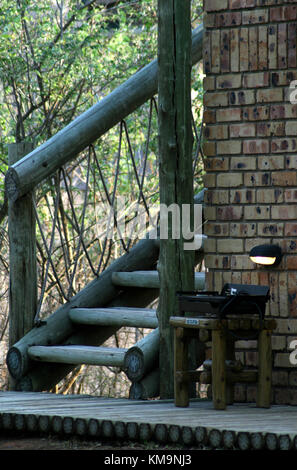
[124,348,144,382]
[5,168,21,203]
[6,347,24,380]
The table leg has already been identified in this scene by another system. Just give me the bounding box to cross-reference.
[212,329,227,410]
[226,335,235,405]
[174,327,189,407]
[257,329,272,408]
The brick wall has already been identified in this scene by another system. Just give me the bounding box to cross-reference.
[203,0,297,405]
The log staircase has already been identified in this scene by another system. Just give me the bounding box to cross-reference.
[5,24,205,397]
[26,269,205,398]
[7,229,205,395]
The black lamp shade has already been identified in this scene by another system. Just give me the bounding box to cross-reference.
[249,244,282,266]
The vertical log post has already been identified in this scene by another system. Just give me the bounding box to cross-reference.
[8,142,37,353]
[226,336,235,405]
[174,327,189,407]
[157,0,194,398]
[257,329,272,408]
[212,329,227,410]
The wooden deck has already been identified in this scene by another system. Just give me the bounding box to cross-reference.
[0,391,297,450]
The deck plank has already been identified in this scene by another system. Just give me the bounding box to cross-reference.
[1,391,297,448]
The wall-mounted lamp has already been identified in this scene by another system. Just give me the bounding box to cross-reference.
[249,244,282,267]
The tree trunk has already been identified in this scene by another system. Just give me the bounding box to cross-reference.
[157,0,194,398]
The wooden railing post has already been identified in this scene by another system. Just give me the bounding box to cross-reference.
[8,142,37,351]
[157,1,194,399]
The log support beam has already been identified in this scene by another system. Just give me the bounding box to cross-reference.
[158,0,194,399]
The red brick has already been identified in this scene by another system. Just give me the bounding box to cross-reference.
[204,13,216,28]
[243,139,269,154]
[217,172,243,186]
[258,155,284,170]
[203,174,216,188]
[271,71,297,86]
[270,105,285,120]
[278,23,287,69]
[229,0,246,8]
[204,92,228,107]
[285,189,297,203]
[204,222,229,236]
[257,88,283,103]
[243,72,269,88]
[270,6,297,22]
[271,139,297,153]
[204,30,212,74]
[230,189,256,203]
[217,108,241,122]
[286,155,297,170]
[285,223,297,237]
[243,106,269,121]
[242,9,268,25]
[217,140,242,155]
[268,24,277,70]
[230,29,240,72]
[204,124,229,140]
[203,76,216,91]
[211,30,220,73]
[257,189,283,203]
[288,23,297,68]
[217,206,243,221]
[249,27,258,71]
[203,142,216,156]
[271,172,297,186]
[229,90,255,106]
[231,157,256,171]
[221,31,230,73]
[216,12,242,28]
[258,26,268,70]
[239,28,249,71]
[230,123,255,138]
[204,157,229,171]
[217,74,241,89]
[257,122,285,137]
[204,110,216,124]
[287,256,297,270]
[230,223,257,237]
[205,0,228,12]
[258,223,283,237]
[272,205,297,220]
[245,205,271,220]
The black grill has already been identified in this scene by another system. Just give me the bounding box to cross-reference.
[177,283,270,320]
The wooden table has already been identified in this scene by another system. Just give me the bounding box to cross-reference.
[169,316,277,410]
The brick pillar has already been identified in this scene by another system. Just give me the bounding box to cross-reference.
[203,0,297,405]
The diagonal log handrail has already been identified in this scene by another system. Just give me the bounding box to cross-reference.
[5,25,203,203]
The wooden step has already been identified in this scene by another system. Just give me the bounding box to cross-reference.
[28,345,127,367]
[111,271,205,289]
[111,271,160,288]
[69,307,158,329]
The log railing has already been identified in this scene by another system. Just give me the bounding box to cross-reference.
[4,24,204,329]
